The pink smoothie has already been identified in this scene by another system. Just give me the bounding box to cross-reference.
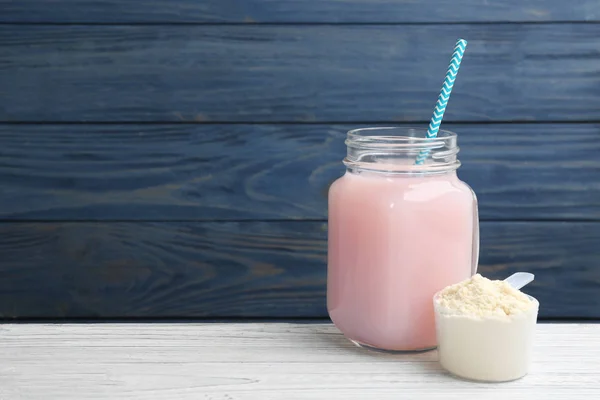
[327,170,477,351]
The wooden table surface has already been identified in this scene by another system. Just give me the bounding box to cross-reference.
[0,323,598,399]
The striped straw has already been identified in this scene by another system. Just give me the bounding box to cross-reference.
[415,39,467,165]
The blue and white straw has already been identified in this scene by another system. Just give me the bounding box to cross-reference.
[415,39,467,165]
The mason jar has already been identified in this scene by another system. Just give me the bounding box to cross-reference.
[327,127,479,352]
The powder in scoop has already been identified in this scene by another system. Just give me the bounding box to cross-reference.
[436,274,533,318]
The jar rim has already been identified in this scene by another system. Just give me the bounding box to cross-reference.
[347,126,457,150]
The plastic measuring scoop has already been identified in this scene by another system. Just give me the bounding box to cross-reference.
[504,272,535,290]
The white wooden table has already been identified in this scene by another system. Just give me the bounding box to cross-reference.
[0,323,598,399]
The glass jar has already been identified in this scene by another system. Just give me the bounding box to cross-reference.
[327,127,479,352]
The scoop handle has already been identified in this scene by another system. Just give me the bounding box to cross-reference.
[504,272,535,290]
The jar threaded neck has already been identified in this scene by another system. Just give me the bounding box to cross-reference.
[344,127,460,174]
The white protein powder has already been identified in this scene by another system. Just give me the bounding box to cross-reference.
[434,274,539,382]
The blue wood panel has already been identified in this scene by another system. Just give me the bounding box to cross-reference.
[1,123,598,221]
[2,25,600,122]
[0,221,597,319]
[1,0,599,23]
[1,0,597,322]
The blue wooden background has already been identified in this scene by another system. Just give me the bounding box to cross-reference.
[1,1,599,319]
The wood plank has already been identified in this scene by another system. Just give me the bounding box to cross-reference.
[2,0,599,23]
[0,323,598,399]
[1,123,598,221]
[0,221,598,319]
[2,25,600,122]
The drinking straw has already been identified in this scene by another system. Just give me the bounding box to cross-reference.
[415,39,467,165]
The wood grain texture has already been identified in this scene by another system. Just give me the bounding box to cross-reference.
[2,0,600,23]
[2,25,600,122]
[0,323,598,399]
[0,221,598,319]
[1,123,599,221]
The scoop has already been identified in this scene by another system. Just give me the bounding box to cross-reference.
[504,272,535,290]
